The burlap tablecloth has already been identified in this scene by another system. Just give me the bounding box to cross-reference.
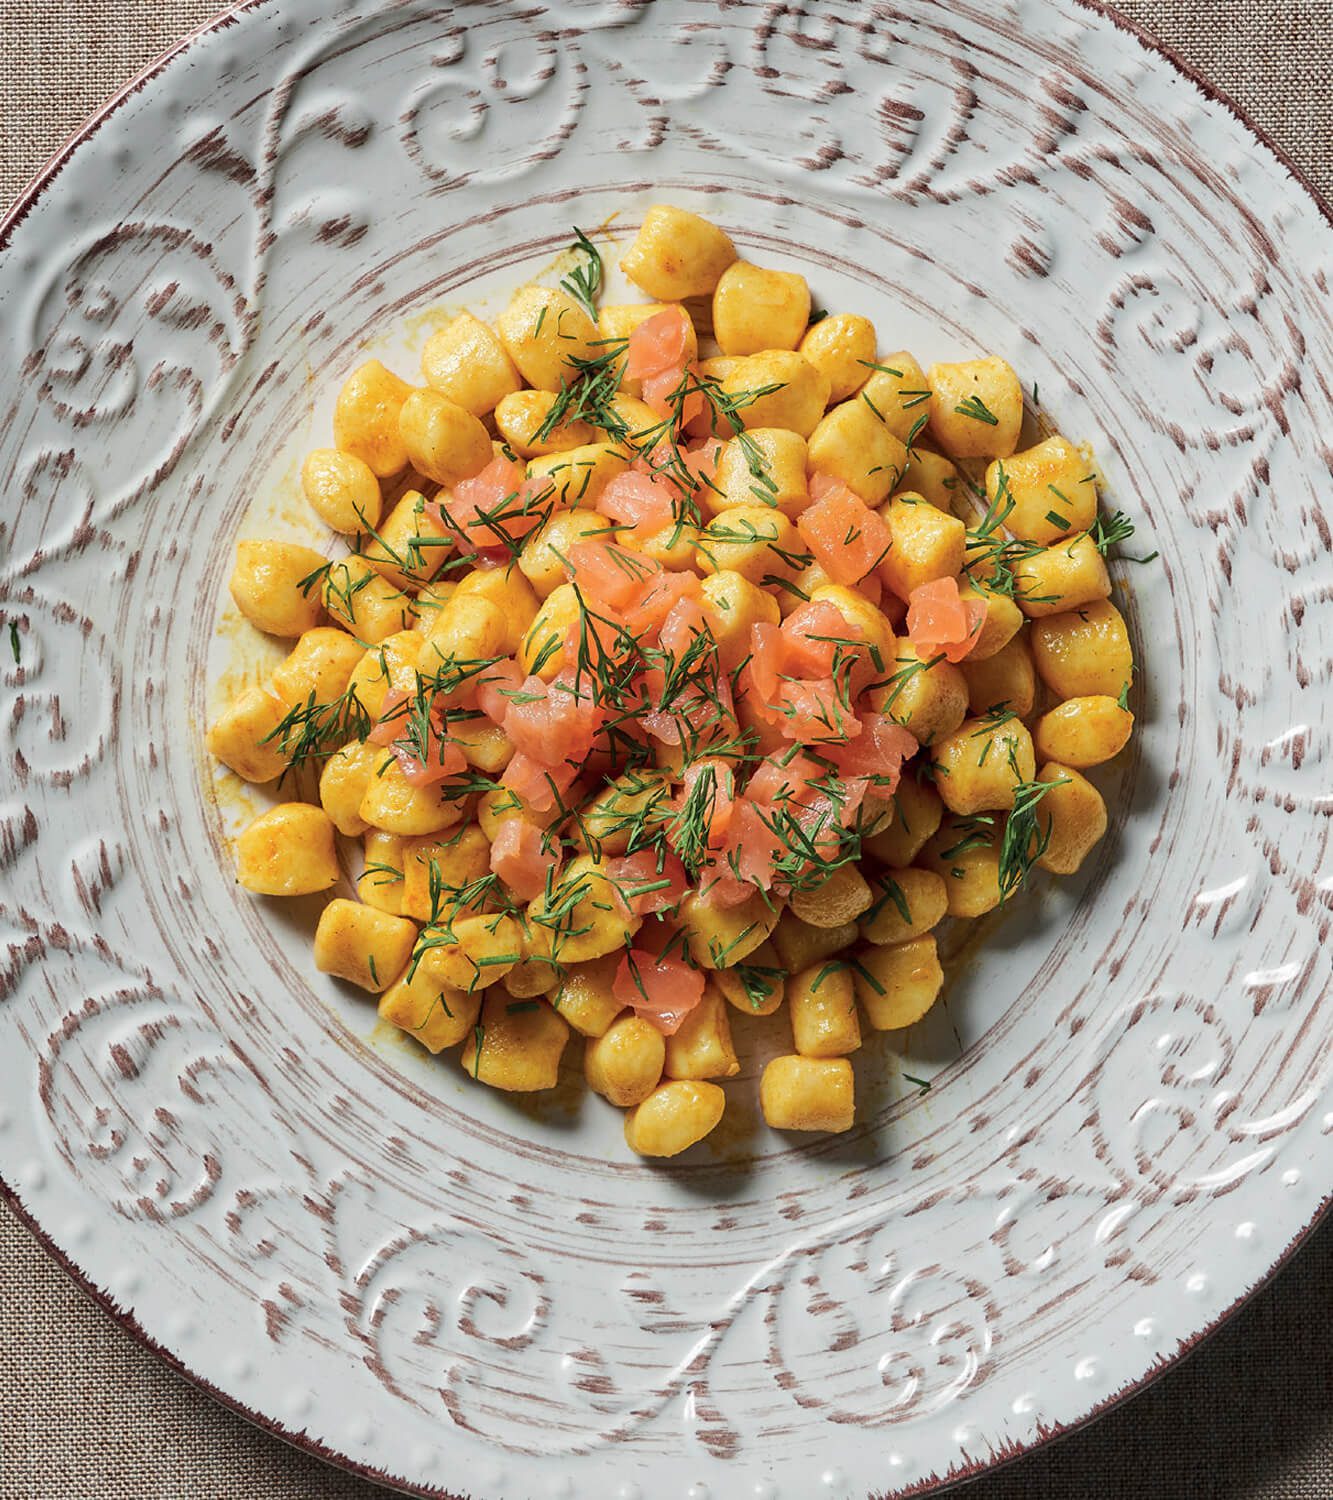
[1,3,1330,1496]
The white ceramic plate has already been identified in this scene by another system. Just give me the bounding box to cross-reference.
[2,2,1330,1496]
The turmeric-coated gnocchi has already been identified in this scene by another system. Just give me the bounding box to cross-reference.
[462,993,569,1091]
[623,1080,726,1157]
[798,314,878,403]
[621,205,737,299]
[420,311,522,415]
[712,261,811,356]
[586,1014,666,1105]
[313,899,417,993]
[236,803,339,896]
[926,356,1023,460]
[332,360,414,477]
[761,1056,854,1133]
[398,388,492,487]
[229,540,328,637]
[210,207,1151,1156]
[301,448,383,534]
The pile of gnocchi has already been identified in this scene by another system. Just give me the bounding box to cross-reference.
[208,204,1143,1157]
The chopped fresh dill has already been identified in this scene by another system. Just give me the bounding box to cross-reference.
[262,684,372,772]
[559,228,603,322]
[846,956,885,995]
[737,963,782,1010]
[1089,510,1136,554]
[413,992,454,1030]
[997,775,1070,902]
[1091,509,1158,564]
[810,960,843,992]
[866,873,912,928]
[955,393,998,425]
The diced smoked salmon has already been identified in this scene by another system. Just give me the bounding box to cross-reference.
[829,714,917,790]
[780,599,846,677]
[565,540,659,611]
[475,659,525,727]
[430,455,552,553]
[606,849,689,917]
[613,948,705,1035]
[500,671,603,763]
[643,362,705,428]
[597,469,675,533]
[905,576,986,663]
[367,688,410,745]
[501,752,579,813]
[658,596,709,658]
[624,569,702,639]
[392,738,468,786]
[798,473,892,585]
[490,818,554,902]
[626,306,692,381]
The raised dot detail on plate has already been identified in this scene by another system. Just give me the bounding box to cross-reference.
[1075,1356,1100,1382]
[687,1485,710,1499]
[549,1479,574,1500]
[1011,1392,1038,1416]
[753,1483,778,1500]
[286,1389,312,1418]
[1186,1272,1209,1296]
[0,1106,12,1131]
[822,1468,846,1490]
[111,1268,141,1300]
[348,1416,373,1445]
[411,1444,436,1471]
[953,1424,978,1445]
[1321,1112,1332,1133]
[618,1485,642,1500]
[1235,1221,1258,1244]
[168,1311,194,1340]
[1283,1168,1302,1187]
[1134,1317,1156,1338]
[227,1356,253,1381]
[19,1162,46,1192]
[65,1216,91,1247]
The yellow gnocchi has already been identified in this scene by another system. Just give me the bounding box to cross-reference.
[209,207,1150,1155]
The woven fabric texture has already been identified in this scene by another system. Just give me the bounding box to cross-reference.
[1,2,1330,1497]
